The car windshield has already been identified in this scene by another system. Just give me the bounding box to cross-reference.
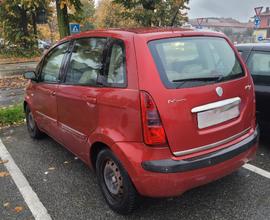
[148,37,244,88]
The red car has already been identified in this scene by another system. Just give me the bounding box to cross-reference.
[23,28,258,214]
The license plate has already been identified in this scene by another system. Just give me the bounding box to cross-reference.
[197,102,240,129]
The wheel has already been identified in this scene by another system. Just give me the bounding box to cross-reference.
[25,105,43,139]
[96,149,140,215]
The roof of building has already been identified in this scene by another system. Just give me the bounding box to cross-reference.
[260,7,270,16]
[189,18,253,29]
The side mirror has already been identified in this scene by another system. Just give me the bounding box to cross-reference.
[23,71,37,81]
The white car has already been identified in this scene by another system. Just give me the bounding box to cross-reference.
[38,40,50,50]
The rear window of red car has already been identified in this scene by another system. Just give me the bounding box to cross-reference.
[148,37,244,89]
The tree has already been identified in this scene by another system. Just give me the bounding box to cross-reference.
[113,0,189,27]
[95,0,138,28]
[69,0,95,31]
[55,0,83,38]
[0,0,50,56]
[56,0,70,38]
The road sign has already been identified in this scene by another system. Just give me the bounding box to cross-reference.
[254,16,261,28]
[69,23,80,34]
[258,35,264,41]
[196,18,204,29]
[254,6,263,16]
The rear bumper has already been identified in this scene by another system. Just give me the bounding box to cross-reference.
[142,126,259,173]
[112,127,258,198]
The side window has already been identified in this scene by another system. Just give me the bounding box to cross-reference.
[102,40,126,87]
[40,42,69,83]
[65,37,106,85]
[247,51,270,76]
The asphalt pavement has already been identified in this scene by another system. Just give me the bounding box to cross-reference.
[0,125,270,220]
[0,88,25,107]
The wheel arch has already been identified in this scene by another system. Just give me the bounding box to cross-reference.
[89,141,109,171]
[23,100,28,112]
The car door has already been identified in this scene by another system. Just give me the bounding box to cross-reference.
[32,41,70,140]
[247,50,270,126]
[57,37,107,160]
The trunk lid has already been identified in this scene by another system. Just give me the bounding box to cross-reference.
[152,78,253,156]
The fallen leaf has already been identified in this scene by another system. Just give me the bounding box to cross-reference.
[0,160,9,164]
[3,202,10,208]
[63,161,69,164]
[14,206,23,213]
[48,167,55,171]
[0,171,10,177]
[44,171,48,175]
[74,157,78,160]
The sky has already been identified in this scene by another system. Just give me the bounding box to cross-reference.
[94,0,270,23]
[188,0,270,22]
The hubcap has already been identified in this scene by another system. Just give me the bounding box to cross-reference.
[103,159,124,196]
[28,112,35,130]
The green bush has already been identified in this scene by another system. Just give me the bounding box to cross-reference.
[0,104,25,127]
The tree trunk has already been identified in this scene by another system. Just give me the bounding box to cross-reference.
[32,12,37,36]
[56,0,70,38]
[20,7,29,48]
[170,4,182,27]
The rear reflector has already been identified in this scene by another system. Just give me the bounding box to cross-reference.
[140,91,167,145]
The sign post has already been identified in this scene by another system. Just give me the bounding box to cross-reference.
[69,23,80,35]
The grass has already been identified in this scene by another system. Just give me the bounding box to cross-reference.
[0,104,25,127]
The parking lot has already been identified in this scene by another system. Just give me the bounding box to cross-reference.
[0,125,270,220]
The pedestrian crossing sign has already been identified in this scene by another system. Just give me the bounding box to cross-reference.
[69,24,80,34]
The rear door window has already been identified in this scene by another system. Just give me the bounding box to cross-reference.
[149,37,244,89]
[65,37,107,86]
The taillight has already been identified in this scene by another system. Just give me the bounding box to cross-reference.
[140,91,167,146]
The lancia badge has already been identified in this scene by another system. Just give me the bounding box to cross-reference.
[216,87,223,97]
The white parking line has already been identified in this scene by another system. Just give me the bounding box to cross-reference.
[0,139,52,220]
[243,163,270,179]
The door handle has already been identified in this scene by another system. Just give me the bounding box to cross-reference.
[82,95,97,104]
[51,91,56,96]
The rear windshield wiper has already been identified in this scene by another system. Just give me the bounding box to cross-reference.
[173,75,224,89]
[172,75,223,83]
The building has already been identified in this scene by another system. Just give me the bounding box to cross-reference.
[188,17,253,43]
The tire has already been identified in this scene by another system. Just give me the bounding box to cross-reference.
[96,149,140,215]
[25,105,43,139]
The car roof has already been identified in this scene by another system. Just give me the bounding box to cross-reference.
[236,43,270,52]
[60,27,225,43]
